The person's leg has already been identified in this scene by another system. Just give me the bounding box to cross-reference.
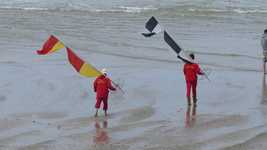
[95,97,102,117]
[264,57,267,74]
[185,105,191,128]
[186,81,192,105]
[192,80,198,105]
[95,118,100,129]
[95,109,99,117]
[103,120,108,128]
[103,98,108,116]
[191,105,197,126]
[192,105,197,117]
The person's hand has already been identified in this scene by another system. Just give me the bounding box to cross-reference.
[111,85,117,91]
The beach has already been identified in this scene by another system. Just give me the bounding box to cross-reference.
[0,0,267,149]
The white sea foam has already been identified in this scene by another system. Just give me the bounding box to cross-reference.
[118,6,158,13]
[0,5,158,13]
[0,0,267,15]
[187,7,267,14]
[232,8,267,14]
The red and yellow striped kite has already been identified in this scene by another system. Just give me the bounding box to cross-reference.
[66,47,102,78]
[37,35,65,55]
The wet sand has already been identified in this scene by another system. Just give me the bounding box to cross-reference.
[0,63,266,150]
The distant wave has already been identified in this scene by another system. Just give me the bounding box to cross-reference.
[187,8,267,14]
[119,6,158,13]
[0,6,49,11]
[22,7,49,11]
[94,6,158,13]
[232,9,267,14]
[1,4,267,15]
[0,6,158,13]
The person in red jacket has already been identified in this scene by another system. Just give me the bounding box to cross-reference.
[183,53,204,106]
[94,68,116,117]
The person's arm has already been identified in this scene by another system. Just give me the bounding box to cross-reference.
[107,79,116,91]
[196,64,204,75]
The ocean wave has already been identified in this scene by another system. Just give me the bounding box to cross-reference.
[232,9,267,14]
[94,6,157,13]
[186,7,267,14]
[0,5,158,13]
[118,6,158,13]
[1,4,267,15]
[0,6,49,11]
[22,7,49,11]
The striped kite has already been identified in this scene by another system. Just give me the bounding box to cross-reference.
[66,47,102,78]
[37,35,65,55]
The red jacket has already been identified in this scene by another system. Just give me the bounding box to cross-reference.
[183,63,203,81]
[94,75,116,98]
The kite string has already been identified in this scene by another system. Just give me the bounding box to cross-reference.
[199,67,212,81]
[111,80,125,94]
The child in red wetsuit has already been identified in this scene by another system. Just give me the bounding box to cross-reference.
[183,53,204,106]
[94,68,116,117]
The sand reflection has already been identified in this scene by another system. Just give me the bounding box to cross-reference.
[185,105,197,128]
[93,118,109,144]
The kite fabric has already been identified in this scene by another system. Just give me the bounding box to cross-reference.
[142,18,210,81]
[37,35,65,55]
[36,35,125,92]
[163,31,182,54]
[164,31,196,63]
[146,16,158,32]
[66,47,102,78]
[142,32,156,37]
[142,16,162,37]
[66,47,125,92]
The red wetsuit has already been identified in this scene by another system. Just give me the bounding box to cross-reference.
[94,75,116,110]
[183,63,203,98]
